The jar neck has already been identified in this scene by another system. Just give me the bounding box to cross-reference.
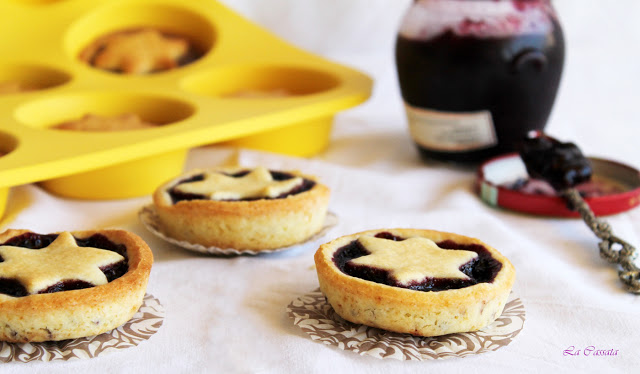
[414,0,552,2]
[412,0,554,6]
[402,0,556,40]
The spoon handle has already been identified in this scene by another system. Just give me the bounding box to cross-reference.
[561,188,640,294]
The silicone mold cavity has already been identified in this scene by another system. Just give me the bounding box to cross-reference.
[12,93,193,198]
[14,92,194,129]
[39,148,188,199]
[65,2,215,72]
[0,130,19,156]
[0,64,71,94]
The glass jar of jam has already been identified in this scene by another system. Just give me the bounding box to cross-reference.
[395,0,564,164]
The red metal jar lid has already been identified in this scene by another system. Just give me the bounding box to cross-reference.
[476,153,640,217]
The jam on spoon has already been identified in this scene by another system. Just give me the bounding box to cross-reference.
[518,132,639,294]
[519,131,592,190]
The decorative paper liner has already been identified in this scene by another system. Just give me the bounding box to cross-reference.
[0,294,164,362]
[287,288,525,361]
[139,204,338,255]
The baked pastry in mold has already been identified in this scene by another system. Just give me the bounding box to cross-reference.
[53,113,157,132]
[79,27,202,74]
[0,81,32,95]
[153,166,330,251]
[314,228,515,337]
[0,229,153,342]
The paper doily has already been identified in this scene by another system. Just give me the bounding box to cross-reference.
[139,204,338,255]
[1,294,164,362]
[287,289,525,361]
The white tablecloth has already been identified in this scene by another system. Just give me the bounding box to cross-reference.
[3,0,639,372]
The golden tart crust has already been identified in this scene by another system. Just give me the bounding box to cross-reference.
[153,167,330,251]
[0,229,153,343]
[314,228,516,337]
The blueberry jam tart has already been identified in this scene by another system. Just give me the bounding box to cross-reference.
[153,167,330,251]
[314,229,515,337]
[0,229,153,342]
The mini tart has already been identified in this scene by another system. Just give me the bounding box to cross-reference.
[152,167,330,251]
[0,229,153,343]
[314,228,516,337]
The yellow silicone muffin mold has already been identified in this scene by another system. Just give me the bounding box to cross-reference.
[0,0,372,207]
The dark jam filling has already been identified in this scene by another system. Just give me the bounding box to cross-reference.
[0,232,129,297]
[332,232,502,292]
[168,170,316,204]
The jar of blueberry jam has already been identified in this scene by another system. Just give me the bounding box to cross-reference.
[395,0,564,164]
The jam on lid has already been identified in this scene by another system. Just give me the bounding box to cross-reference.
[478,153,640,217]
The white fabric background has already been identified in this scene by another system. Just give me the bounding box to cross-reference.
[3,0,640,373]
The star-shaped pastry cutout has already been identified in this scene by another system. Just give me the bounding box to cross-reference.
[83,28,189,74]
[174,167,304,200]
[0,232,125,295]
[350,236,478,285]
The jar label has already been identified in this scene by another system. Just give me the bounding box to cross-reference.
[405,105,497,152]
